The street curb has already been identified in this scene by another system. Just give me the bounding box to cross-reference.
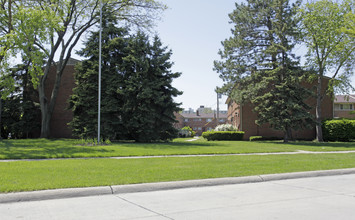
[1,168,355,204]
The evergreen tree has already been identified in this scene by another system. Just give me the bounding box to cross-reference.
[69,18,129,140]
[119,33,182,142]
[1,64,40,139]
[214,0,313,142]
[69,20,182,142]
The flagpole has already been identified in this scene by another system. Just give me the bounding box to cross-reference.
[98,0,102,144]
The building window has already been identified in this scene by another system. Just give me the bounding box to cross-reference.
[184,118,189,122]
[219,119,225,122]
[193,118,202,121]
[193,127,197,130]
[335,104,353,110]
[198,127,202,131]
[206,118,212,122]
[207,127,213,131]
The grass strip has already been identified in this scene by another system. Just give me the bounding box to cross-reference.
[1,153,355,193]
[1,139,355,160]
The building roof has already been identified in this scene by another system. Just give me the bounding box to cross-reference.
[334,95,355,103]
[180,112,228,119]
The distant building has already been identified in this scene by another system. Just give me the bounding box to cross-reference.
[334,95,355,119]
[175,106,228,135]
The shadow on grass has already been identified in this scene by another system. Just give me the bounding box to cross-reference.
[273,141,355,148]
[112,140,225,149]
[0,139,114,159]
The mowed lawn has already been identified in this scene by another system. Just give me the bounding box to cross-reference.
[1,153,355,193]
[0,138,355,160]
[1,138,355,193]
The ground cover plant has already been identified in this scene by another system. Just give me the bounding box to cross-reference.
[0,138,355,160]
[1,153,355,193]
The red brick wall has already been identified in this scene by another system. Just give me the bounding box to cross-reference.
[44,65,76,138]
[334,110,355,119]
[228,78,333,140]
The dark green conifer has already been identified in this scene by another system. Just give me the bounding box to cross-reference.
[69,17,182,142]
[215,0,313,142]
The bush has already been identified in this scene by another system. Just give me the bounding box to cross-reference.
[179,126,195,138]
[202,131,244,141]
[323,119,355,142]
[249,136,263,141]
[214,124,238,131]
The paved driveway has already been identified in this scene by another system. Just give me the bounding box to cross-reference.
[1,174,355,220]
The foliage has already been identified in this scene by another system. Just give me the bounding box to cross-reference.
[323,119,355,142]
[202,131,244,141]
[179,126,195,137]
[69,20,182,142]
[249,136,264,141]
[214,124,237,131]
[214,0,313,142]
[1,0,166,138]
[1,64,40,139]
[299,0,355,141]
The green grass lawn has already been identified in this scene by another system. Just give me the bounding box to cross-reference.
[0,138,355,160]
[1,153,355,193]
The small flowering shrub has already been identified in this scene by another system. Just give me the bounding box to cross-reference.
[214,124,238,131]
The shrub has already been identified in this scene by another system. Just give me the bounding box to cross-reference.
[323,119,355,142]
[249,136,263,141]
[202,131,244,141]
[214,124,238,131]
[179,126,195,137]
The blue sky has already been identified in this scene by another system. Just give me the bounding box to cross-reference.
[155,0,238,110]
[155,0,355,111]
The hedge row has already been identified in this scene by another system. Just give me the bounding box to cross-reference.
[322,119,355,142]
[202,131,244,141]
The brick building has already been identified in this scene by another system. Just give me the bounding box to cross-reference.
[226,79,334,140]
[42,58,78,138]
[333,95,355,119]
[175,106,228,135]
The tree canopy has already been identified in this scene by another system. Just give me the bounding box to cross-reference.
[1,0,166,138]
[215,0,313,141]
[69,20,182,142]
[299,0,355,141]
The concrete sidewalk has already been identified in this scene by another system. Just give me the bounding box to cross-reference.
[1,168,355,204]
[1,172,355,219]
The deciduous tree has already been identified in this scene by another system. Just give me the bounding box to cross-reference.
[299,0,355,141]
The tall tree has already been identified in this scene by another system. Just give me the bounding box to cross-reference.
[119,32,182,142]
[214,0,312,142]
[1,0,166,138]
[69,20,182,142]
[299,0,355,142]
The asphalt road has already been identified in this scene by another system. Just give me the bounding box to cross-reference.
[1,173,355,220]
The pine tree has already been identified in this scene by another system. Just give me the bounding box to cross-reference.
[69,20,182,142]
[215,0,313,142]
[119,33,182,142]
[69,17,129,140]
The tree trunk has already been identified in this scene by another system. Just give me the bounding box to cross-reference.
[315,75,323,142]
[0,98,2,140]
[38,82,51,138]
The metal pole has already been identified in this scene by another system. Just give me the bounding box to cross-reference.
[216,88,220,126]
[98,0,102,144]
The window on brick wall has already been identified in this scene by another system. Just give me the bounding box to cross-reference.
[335,104,353,110]
[193,118,202,121]
[184,118,189,122]
[206,118,212,122]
